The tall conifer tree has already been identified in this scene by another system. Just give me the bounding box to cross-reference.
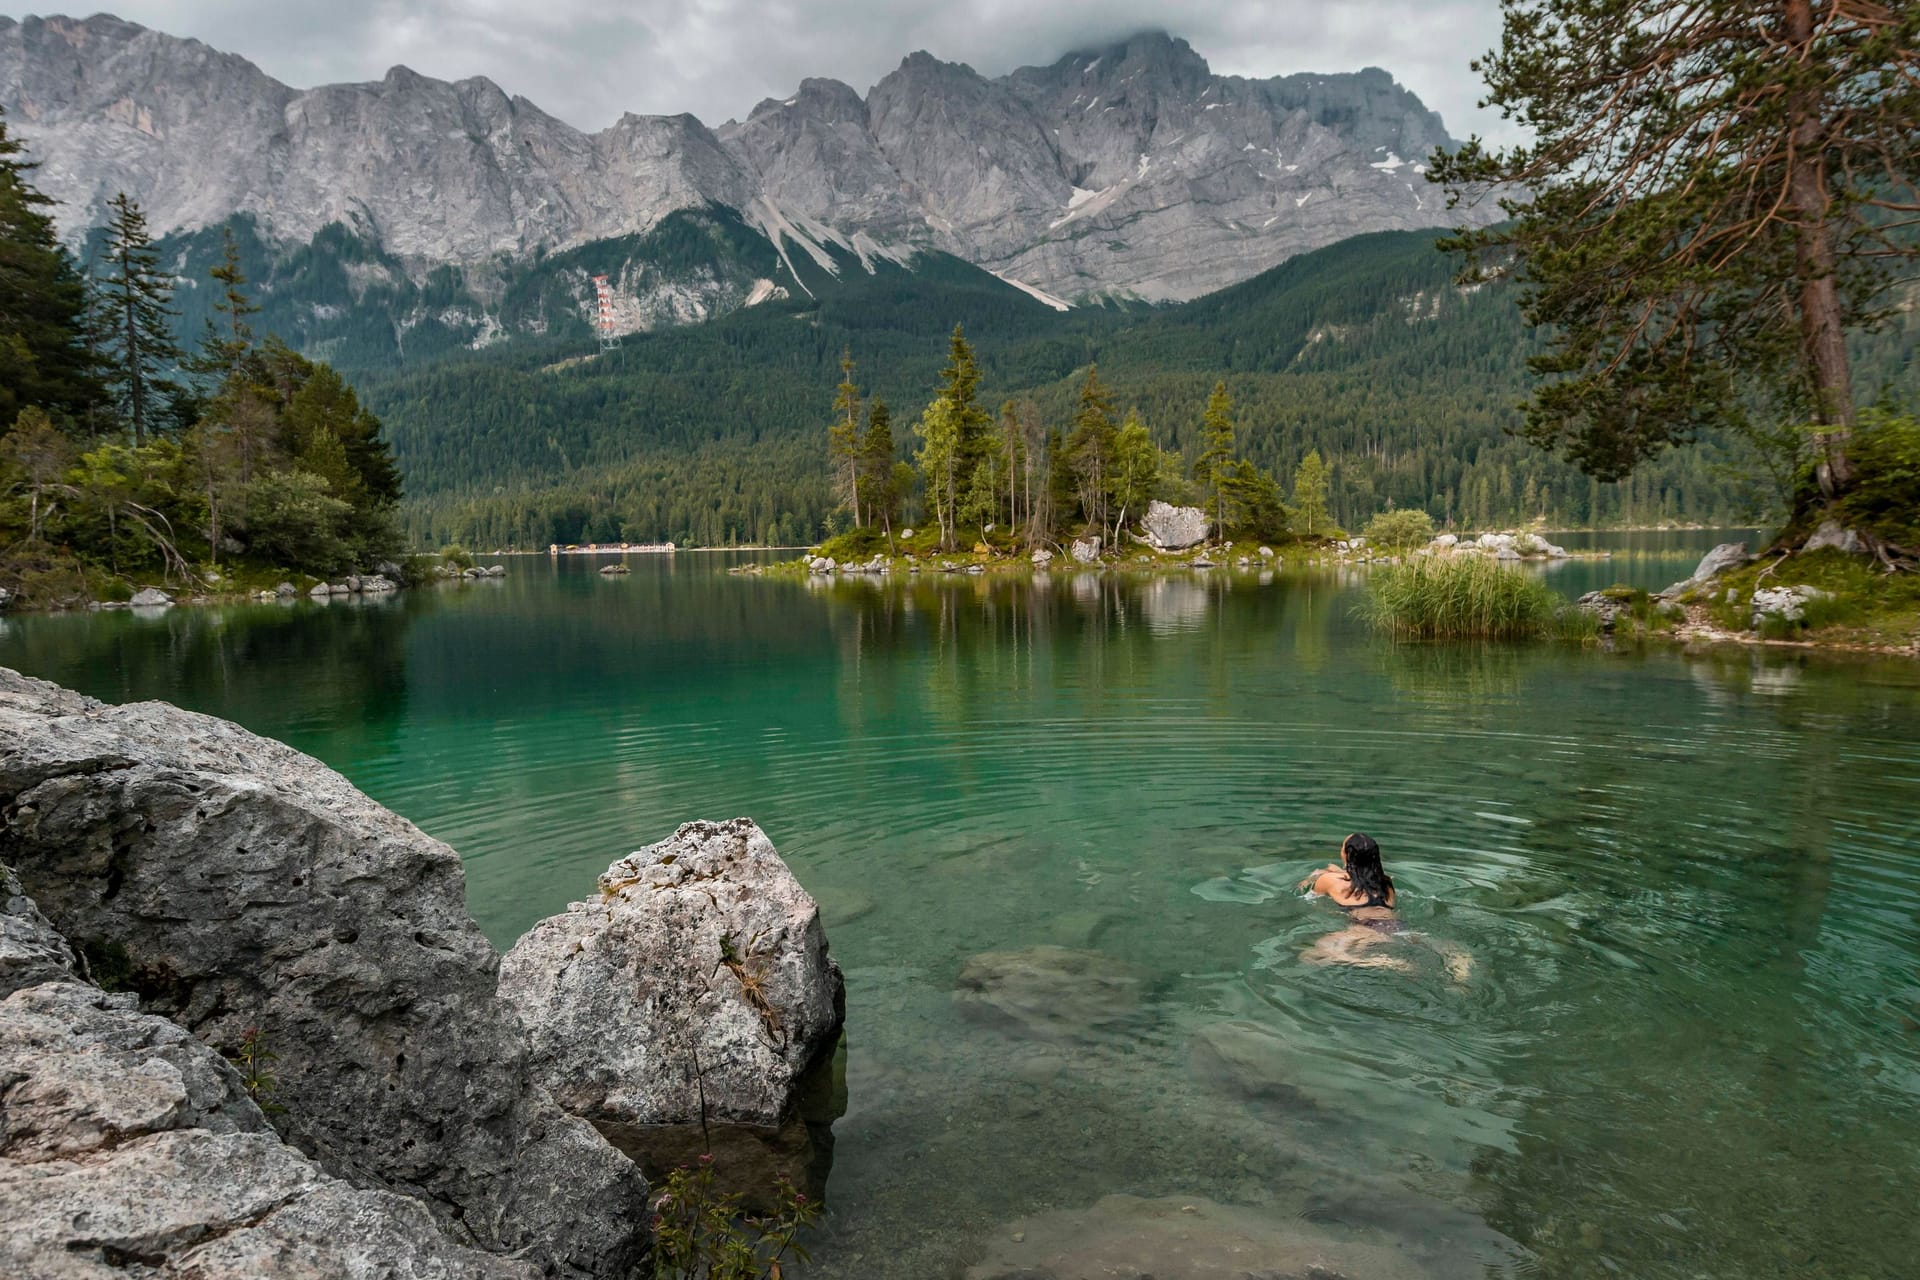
[0,107,101,427]
[1194,381,1237,539]
[1432,0,1920,503]
[98,193,182,445]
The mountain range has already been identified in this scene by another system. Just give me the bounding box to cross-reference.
[1,11,1482,325]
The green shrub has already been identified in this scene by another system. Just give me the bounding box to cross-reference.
[813,527,891,561]
[1363,554,1566,640]
[1835,412,1920,547]
[438,543,475,570]
[651,1155,819,1280]
[1361,508,1437,552]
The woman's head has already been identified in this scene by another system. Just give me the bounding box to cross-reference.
[1341,833,1393,903]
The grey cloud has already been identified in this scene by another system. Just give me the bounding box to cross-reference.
[8,1,1514,141]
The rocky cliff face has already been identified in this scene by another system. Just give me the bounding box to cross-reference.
[1,14,1479,305]
[0,667,649,1277]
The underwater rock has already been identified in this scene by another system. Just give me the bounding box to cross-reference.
[0,667,648,1278]
[499,818,846,1202]
[954,944,1145,1044]
[1190,1020,1316,1107]
[964,1193,1432,1280]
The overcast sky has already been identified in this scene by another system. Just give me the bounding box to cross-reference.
[11,2,1516,142]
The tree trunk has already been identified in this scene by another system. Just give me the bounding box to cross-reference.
[123,273,144,447]
[1785,0,1854,498]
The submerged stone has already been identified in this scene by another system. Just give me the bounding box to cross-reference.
[964,1193,1433,1280]
[954,944,1146,1044]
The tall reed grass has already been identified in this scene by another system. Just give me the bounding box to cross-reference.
[1364,554,1587,641]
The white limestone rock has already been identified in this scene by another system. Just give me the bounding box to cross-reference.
[498,819,846,1198]
[1140,500,1209,551]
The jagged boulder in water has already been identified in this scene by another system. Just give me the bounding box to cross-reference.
[0,864,536,1279]
[0,668,648,1279]
[499,818,846,1202]
[1140,500,1209,551]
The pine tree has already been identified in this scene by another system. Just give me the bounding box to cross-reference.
[1431,0,1920,501]
[859,398,899,536]
[1044,426,1075,537]
[1194,381,1237,540]
[0,107,102,427]
[1292,449,1331,537]
[938,325,993,474]
[1067,365,1116,543]
[913,395,963,549]
[194,226,259,380]
[998,399,1027,533]
[1110,410,1159,545]
[98,193,182,446]
[828,348,863,525]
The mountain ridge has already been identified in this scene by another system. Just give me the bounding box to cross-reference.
[1,12,1485,307]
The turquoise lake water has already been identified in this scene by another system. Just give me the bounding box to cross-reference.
[4,532,1918,1278]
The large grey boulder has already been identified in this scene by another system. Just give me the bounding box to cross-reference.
[0,668,648,1278]
[1804,519,1864,555]
[499,819,845,1201]
[1071,535,1102,564]
[1661,541,1750,596]
[0,866,534,1280]
[128,586,171,607]
[1140,500,1209,551]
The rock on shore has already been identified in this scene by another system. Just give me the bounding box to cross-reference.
[0,668,648,1278]
[499,818,846,1201]
[1,866,535,1279]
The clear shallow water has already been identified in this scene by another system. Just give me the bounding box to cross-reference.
[4,537,1918,1279]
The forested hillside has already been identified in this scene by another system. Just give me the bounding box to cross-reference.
[338,225,1912,549]
[130,207,1918,551]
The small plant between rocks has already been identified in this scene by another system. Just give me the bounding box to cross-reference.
[225,1027,286,1115]
[651,1154,820,1280]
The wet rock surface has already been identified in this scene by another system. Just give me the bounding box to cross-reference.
[499,818,846,1199]
[0,667,648,1278]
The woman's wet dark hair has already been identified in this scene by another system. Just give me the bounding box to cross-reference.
[1342,833,1393,906]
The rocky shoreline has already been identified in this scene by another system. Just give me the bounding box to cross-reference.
[0,668,844,1277]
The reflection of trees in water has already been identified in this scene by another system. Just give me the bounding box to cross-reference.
[806,572,1305,723]
[0,595,421,761]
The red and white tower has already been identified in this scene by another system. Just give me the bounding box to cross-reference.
[591,274,620,353]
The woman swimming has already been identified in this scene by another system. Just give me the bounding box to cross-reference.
[1298,833,1470,980]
